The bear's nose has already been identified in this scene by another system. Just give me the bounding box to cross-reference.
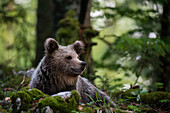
[81,62,86,66]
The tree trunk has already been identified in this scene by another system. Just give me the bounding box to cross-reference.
[79,0,90,25]
[160,1,170,91]
[34,0,54,66]
[34,0,81,66]
[79,0,97,82]
[83,0,91,26]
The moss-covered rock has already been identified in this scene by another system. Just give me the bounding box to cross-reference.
[38,96,66,112]
[11,87,48,112]
[11,88,81,112]
[38,90,81,113]
[21,87,48,101]
[11,91,31,112]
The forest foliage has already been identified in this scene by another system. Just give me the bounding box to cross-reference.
[91,0,170,92]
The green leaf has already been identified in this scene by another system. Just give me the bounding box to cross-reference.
[159,99,169,103]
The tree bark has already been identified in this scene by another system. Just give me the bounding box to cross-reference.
[79,0,90,24]
[160,1,170,91]
[83,0,91,26]
[34,0,81,66]
[34,0,54,66]
[79,0,96,81]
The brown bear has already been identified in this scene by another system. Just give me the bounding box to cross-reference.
[29,38,116,106]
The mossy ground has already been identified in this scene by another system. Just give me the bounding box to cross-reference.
[10,88,49,112]
[21,87,48,101]
[10,89,81,113]
[0,67,170,112]
[0,67,31,91]
[11,91,32,112]
[112,89,170,112]
[38,90,80,113]
[1,86,170,113]
[141,91,170,108]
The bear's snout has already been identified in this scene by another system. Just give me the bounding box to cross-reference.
[81,62,86,66]
[81,61,86,71]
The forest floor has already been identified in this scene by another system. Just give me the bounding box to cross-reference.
[0,67,169,113]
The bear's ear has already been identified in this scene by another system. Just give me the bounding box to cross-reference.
[73,41,85,55]
[45,38,59,54]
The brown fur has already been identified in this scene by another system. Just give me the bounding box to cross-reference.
[29,38,116,106]
[29,38,85,95]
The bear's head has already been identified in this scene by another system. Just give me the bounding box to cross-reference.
[44,38,86,77]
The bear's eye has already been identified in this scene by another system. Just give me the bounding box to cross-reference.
[66,56,72,60]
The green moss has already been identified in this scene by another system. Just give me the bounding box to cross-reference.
[38,96,66,112]
[20,86,30,91]
[56,10,80,45]
[11,91,31,112]
[11,88,48,112]
[57,16,79,45]
[65,10,75,17]
[141,91,170,108]
[84,28,99,38]
[113,90,170,109]
[38,90,80,112]
[69,90,81,103]
[58,16,79,29]
[66,90,80,111]
[21,87,48,101]
[0,107,7,113]
[57,27,73,38]
[112,89,138,101]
